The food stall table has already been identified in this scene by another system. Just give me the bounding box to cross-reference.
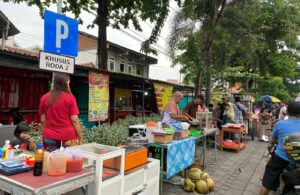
[0,168,95,195]
[199,128,218,169]
[147,137,196,195]
[221,126,246,152]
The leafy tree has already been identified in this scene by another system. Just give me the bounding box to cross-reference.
[169,0,242,105]
[170,0,300,103]
[221,0,300,101]
[5,0,181,69]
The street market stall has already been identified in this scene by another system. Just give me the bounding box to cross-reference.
[0,168,95,194]
[73,143,160,195]
[0,142,160,195]
[220,124,246,152]
[148,137,196,194]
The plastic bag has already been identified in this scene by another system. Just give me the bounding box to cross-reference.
[169,121,190,131]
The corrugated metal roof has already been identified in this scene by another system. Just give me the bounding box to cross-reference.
[1,46,38,57]
[0,46,95,68]
[78,62,95,68]
[0,11,20,37]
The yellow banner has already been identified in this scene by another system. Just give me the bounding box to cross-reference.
[88,71,109,121]
[114,88,132,108]
[153,82,173,112]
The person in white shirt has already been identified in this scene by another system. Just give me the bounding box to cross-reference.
[278,102,287,119]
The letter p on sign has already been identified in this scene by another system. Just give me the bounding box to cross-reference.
[56,20,69,49]
[44,10,78,57]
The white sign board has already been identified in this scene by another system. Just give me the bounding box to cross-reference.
[39,51,75,74]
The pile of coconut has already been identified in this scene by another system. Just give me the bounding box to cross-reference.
[184,168,215,194]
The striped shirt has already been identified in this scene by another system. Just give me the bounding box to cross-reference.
[233,102,247,124]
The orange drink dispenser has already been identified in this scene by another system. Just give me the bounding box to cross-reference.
[48,151,67,176]
[65,149,83,172]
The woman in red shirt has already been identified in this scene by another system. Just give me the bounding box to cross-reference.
[39,73,83,151]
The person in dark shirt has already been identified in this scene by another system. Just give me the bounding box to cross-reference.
[182,95,204,118]
[208,103,214,112]
[220,97,228,124]
[12,122,35,151]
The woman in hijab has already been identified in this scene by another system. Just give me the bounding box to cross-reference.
[162,91,189,127]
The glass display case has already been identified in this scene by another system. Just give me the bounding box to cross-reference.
[196,111,214,130]
[73,143,125,195]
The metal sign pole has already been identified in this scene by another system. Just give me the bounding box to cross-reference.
[51,0,63,89]
[57,0,62,13]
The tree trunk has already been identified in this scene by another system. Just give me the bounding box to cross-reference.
[204,45,212,105]
[202,0,227,105]
[97,0,108,70]
[195,70,204,96]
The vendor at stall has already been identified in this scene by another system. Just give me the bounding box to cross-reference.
[39,73,83,152]
[162,91,189,127]
[182,95,205,119]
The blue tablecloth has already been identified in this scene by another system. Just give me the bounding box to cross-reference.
[166,137,195,179]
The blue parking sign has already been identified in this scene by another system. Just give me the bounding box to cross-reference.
[44,10,78,57]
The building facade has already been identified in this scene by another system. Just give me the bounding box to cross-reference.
[77,32,157,78]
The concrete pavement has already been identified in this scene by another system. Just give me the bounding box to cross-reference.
[163,138,270,195]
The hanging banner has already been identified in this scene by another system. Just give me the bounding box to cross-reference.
[153,82,173,112]
[88,71,109,121]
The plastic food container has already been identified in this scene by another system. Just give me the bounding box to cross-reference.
[165,128,174,134]
[48,151,67,176]
[152,132,173,144]
[25,156,35,167]
[66,149,83,172]
[189,129,203,137]
[146,121,157,143]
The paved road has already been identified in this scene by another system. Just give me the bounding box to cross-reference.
[163,138,270,195]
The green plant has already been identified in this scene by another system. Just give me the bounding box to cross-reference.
[81,114,161,146]
[27,114,161,147]
[28,123,42,146]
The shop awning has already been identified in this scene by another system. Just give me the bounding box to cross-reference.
[0,11,20,37]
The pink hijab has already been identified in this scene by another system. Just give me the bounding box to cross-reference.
[164,91,183,115]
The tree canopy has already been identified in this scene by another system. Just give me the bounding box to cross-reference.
[169,0,300,103]
[5,0,181,69]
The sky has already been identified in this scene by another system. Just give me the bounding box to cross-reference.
[0,1,182,82]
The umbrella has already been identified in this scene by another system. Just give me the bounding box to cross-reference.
[259,95,281,103]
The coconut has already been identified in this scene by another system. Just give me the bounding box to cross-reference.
[188,168,202,180]
[184,178,195,192]
[196,180,209,194]
[201,172,209,179]
[206,177,215,191]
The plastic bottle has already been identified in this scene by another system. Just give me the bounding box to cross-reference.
[7,145,14,160]
[33,144,44,176]
[2,140,10,160]
[48,150,67,176]
[42,151,49,173]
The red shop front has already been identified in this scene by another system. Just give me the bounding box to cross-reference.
[0,67,51,124]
